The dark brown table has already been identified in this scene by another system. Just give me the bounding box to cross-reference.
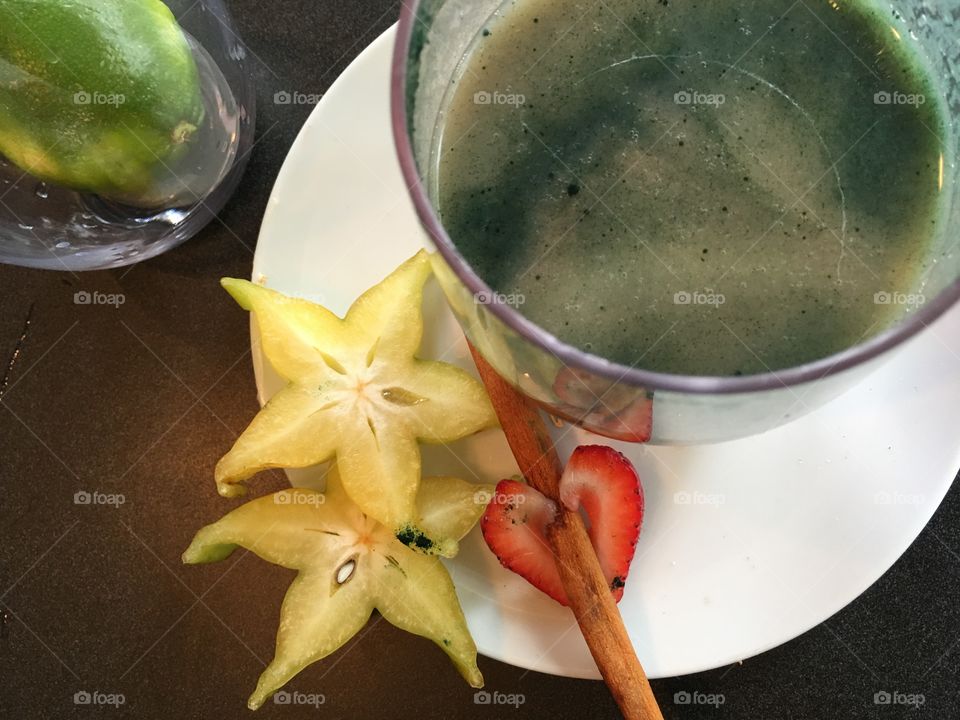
[1,2,958,718]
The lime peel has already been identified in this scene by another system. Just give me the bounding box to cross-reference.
[0,0,205,199]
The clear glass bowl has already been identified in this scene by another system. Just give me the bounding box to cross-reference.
[0,0,255,271]
[392,0,960,444]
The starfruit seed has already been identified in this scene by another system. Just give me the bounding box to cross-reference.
[380,387,427,406]
[335,557,357,585]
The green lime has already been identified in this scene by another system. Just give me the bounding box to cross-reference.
[0,0,204,202]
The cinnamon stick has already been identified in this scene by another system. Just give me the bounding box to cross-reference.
[469,345,663,720]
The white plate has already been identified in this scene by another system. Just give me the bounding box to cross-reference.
[251,26,960,679]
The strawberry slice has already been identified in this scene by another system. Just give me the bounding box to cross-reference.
[480,479,567,605]
[552,367,654,443]
[559,446,643,602]
[481,446,644,606]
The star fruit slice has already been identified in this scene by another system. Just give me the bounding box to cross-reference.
[183,466,490,710]
[216,251,497,555]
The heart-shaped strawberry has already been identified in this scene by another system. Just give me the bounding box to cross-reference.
[480,445,644,605]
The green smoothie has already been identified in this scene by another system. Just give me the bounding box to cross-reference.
[436,0,945,376]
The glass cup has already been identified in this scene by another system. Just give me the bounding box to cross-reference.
[392,0,960,444]
[0,0,255,271]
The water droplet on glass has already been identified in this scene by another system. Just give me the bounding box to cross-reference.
[54,240,70,249]
[34,183,48,199]
[229,44,246,61]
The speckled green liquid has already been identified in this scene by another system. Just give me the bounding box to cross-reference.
[436,0,945,376]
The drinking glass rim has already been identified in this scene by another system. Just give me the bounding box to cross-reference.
[389,3,960,395]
